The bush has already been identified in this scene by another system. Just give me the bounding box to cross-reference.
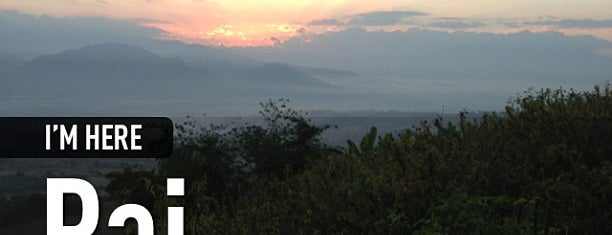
[107,84,611,234]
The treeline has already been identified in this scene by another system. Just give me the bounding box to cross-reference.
[107,85,611,234]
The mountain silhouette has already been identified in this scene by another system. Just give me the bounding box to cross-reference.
[0,53,23,76]
[145,40,260,71]
[244,63,331,87]
[16,43,208,80]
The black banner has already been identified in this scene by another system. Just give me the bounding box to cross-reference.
[0,117,173,158]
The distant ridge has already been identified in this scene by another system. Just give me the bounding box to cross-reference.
[245,63,331,87]
[16,42,209,80]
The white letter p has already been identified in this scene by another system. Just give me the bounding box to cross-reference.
[47,178,99,235]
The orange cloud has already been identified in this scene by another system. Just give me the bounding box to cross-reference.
[4,0,612,46]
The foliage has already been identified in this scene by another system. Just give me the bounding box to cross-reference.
[106,84,611,234]
[0,193,45,228]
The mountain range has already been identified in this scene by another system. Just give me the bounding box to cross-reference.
[1,27,612,115]
[0,42,365,115]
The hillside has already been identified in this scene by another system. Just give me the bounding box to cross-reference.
[15,43,208,80]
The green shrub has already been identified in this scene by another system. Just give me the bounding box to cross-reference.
[107,84,611,234]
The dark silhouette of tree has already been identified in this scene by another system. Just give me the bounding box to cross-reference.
[106,84,611,234]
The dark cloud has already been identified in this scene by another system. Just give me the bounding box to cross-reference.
[270,37,282,46]
[307,18,344,26]
[0,10,164,59]
[428,20,486,29]
[235,28,612,89]
[499,21,520,28]
[526,18,612,29]
[436,17,463,21]
[347,11,427,26]
[233,28,612,111]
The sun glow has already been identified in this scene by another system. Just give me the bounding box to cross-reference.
[144,21,306,47]
[3,0,612,47]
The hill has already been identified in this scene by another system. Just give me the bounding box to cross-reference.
[15,43,208,80]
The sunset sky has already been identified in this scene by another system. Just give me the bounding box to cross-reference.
[2,0,612,46]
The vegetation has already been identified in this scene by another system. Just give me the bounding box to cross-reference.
[106,85,611,234]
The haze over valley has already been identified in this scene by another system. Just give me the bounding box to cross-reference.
[0,10,611,116]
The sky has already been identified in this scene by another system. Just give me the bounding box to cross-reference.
[2,0,612,47]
